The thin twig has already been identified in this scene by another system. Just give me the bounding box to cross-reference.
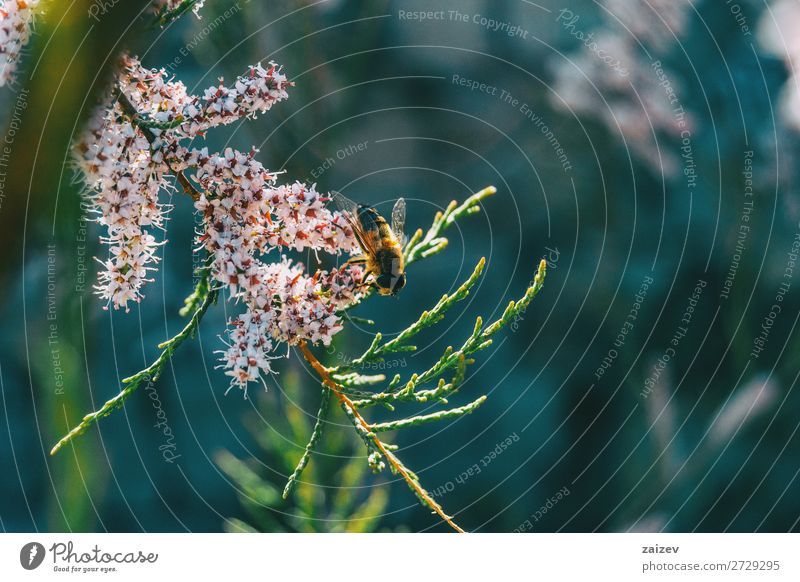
[115,87,201,201]
[297,340,466,533]
[369,395,486,433]
[282,387,331,499]
[50,272,217,455]
[152,0,201,27]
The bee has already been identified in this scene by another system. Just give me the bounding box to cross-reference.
[332,191,406,296]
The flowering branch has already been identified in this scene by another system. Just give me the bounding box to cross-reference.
[114,86,202,202]
[50,184,504,457]
[152,0,204,26]
[47,30,551,531]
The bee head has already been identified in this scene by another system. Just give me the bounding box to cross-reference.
[375,272,406,296]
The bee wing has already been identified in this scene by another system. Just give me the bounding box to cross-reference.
[391,197,406,246]
[331,190,359,219]
[331,191,378,257]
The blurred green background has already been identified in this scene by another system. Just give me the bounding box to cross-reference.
[1,0,799,532]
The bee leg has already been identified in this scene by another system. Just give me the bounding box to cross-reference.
[357,271,374,291]
[346,255,368,265]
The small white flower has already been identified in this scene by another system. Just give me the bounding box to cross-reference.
[75,52,363,392]
[152,0,205,19]
[0,0,40,87]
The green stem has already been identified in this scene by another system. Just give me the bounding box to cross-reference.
[335,257,486,373]
[298,341,465,532]
[50,274,216,456]
[404,186,496,265]
[346,259,547,409]
[282,387,331,499]
[370,395,487,433]
[380,258,485,353]
[152,0,201,27]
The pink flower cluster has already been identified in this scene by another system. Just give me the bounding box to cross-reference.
[602,0,692,52]
[76,55,292,311]
[184,149,361,390]
[220,259,364,392]
[182,62,290,135]
[551,0,695,173]
[758,0,800,130]
[76,90,170,309]
[181,149,357,294]
[75,54,364,393]
[0,0,40,87]
[152,0,205,19]
[116,57,290,137]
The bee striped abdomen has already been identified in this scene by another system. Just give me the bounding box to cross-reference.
[358,205,395,242]
[375,248,399,272]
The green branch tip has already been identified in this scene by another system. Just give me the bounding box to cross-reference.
[283,388,331,499]
[447,186,497,226]
[404,186,495,265]
[483,258,547,338]
[50,271,216,456]
[377,257,485,355]
[370,395,488,433]
[153,0,201,27]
